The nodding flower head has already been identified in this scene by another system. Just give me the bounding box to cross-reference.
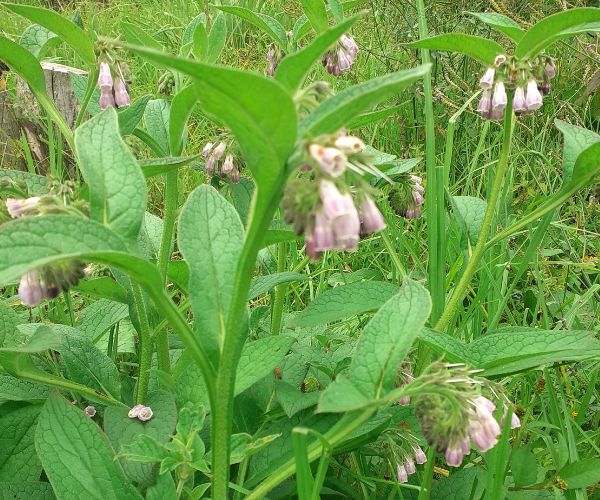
[201,142,214,160]
[323,33,359,76]
[17,261,86,307]
[334,135,366,154]
[479,67,495,90]
[6,196,41,218]
[525,79,543,111]
[211,142,227,160]
[266,44,285,77]
[413,446,427,465]
[396,464,408,484]
[18,270,46,307]
[99,88,115,110]
[113,79,131,108]
[491,81,507,111]
[545,60,556,79]
[512,86,527,114]
[98,62,113,90]
[388,174,425,220]
[221,155,234,177]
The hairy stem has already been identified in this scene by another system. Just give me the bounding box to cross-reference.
[434,98,515,331]
[132,282,152,404]
[270,241,288,335]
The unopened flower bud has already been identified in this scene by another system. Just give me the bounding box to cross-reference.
[396,464,408,483]
[359,196,386,235]
[479,67,495,90]
[205,156,216,177]
[404,458,416,475]
[18,270,45,307]
[84,405,96,417]
[545,61,556,79]
[138,406,153,421]
[477,90,492,118]
[97,62,113,90]
[221,155,234,177]
[211,142,226,160]
[512,86,526,114]
[309,144,347,177]
[6,196,41,218]
[230,166,241,183]
[201,142,213,159]
[413,446,427,464]
[525,79,543,111]
[113,79,131,108]
[334,135,366,154]
[128,404,144,419]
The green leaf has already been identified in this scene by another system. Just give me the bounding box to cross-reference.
[59,333,122,400]
[0,169,49,195]
[0,374,50,402]
[75,108,148,243]
[125,46,297,198]
[300,64,430,137]
[0,300,20,348]
[235,336,296,395]
[350,279,430,397]
[469,328,600,377]
[1,325,61,353]
[169,85,198,155]
[183,14,206,46]
[143,99,171,156]
[76,299,129,343]
[289,281,398,327]
[105,391,177,486]
[555,119,600,184]
[121,21,163,52]
[73,277,128,303]
[293,0,365,41]
[178,186,244,356]
[192,22,209,60]
[139,155,200,178]
[347,104,403,129]
[0,405,42,482]
[317,376,370,413]
[119,95,152,136]
[560,458,600,489]
[3,3,95,64]
[467,12,525,42]
[410,34,505,65]
[207,13,228,64]
[0,482,55,499]
[511,444,539,487]
[275,16,358,92]
[417,329,471,363]
[36,393,142,499]
[217,6,288,48]
[249,272,307,300]
[452,196,487,244]
[230,177,255,225]
[515,8,600,59]
[146,472,177,500]
[276,381,321,417]
[299,0,329,33]
[20,24,59,58]
[328,0,344,23]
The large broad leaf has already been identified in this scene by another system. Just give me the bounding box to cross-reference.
[20,23,60,58]
[467,12,525,42]
[0,300,20,348]
[515,8,600,59]
[75,299,129,343]
[452,196,487,244]
[217,6,288,48]
[178,186,244,357]
[299,64,430,137]
[3,3,95,64]
[105,391,177,486]
[318,280,431,412]
[560,458,600,490]
[410,34,505,65]
[235,336,296,395]
[249,272,307,300]
[0,405,42,482]
[0,169,49,195]
[0,374,50,402]
[289,281,399,327]
[555,119,600,184]
[299,0,329,33]
[169,85,199,155]
[36,393,142,499]
[275,16,357,92]
[143,99,171,155]
[121,21,163,52]
[125,45,297,199]
[75,108,148,244]
[293,0,366,41]
[0,482,55,499]
[207,13,228,64]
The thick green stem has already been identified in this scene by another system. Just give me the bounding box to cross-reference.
[211,188,284,499]
[416,0,443,324]
[155,169,179,374]
[75,66,99,129]
[417,446,436,500]
[380,230,407,279]
[434,98,515,332]
[132,282,153,404]
[270,241,288,336]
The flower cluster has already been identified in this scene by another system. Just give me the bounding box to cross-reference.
[17,262,86,307]
[97,61,131,110]
[415,363,520,468]
[201,141,241,183]
[477,54,556,120]
[266,44,285,77]
[388,174,425,220]
[281,133,388,260]
[128,404,153,422]
[322,34,359,76]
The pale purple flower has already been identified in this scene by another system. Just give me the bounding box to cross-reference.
[319,180,360,251]
[479,67,495,90]
[489,106,504,120]
[205,156,216,177]
[396,464,408,483]
[6,196,41,218]
[404,458,416,475]
[323,33,358,75]
[309,144,347,177]
[359,196,386,235]
[84,405,96,417]
[18,270,46,307]
[313,209,335,252]
[468,397,501,452]
[99,88,115,110]
[412,190,424,206]
[492,82,507,111]
[97,62,113,90]
[201,142,214,159]
[477,90,492,118]
[545,61,556,79]
[398,395,411,406]
[525,79,543,111]
[138,406,153,422]
[230,166,241,183]
[211,142,226,160]
[501,405,521,429]
[334,135,366,154]
[128,404,144,419]
[221,155,234,177]
[340,34,359,57]
[445,436,470,467]
[404,207,422,219]
[113,80,130,108]
[513,86,526,113]
[413,446,427,465]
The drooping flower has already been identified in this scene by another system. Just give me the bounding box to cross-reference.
[525,79,543,111]
[6,196,41,218]
[323,33,359,76]
[388,174,425,220]
[477,90,492,118]
[468,396,501,452]
[359,196,386,235]
[444,436,471,467]
[113,79,131,108]
[18,271,46,307]
[266,44,285,77]
[201,142,214,159]
[494,54,507,67]
[512,86,527,114]
[335,135,366,154]
[99,88,115,110]
[491,81,507,111]
[211,142,227,160]
[221,155,234,177]
[97,62,113,90]
[320,180,360,250]
[479,67,495,90]
[17,261,86,307]
[396,464,408,483]
[413,446,427,465]
[309,145,347,177]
